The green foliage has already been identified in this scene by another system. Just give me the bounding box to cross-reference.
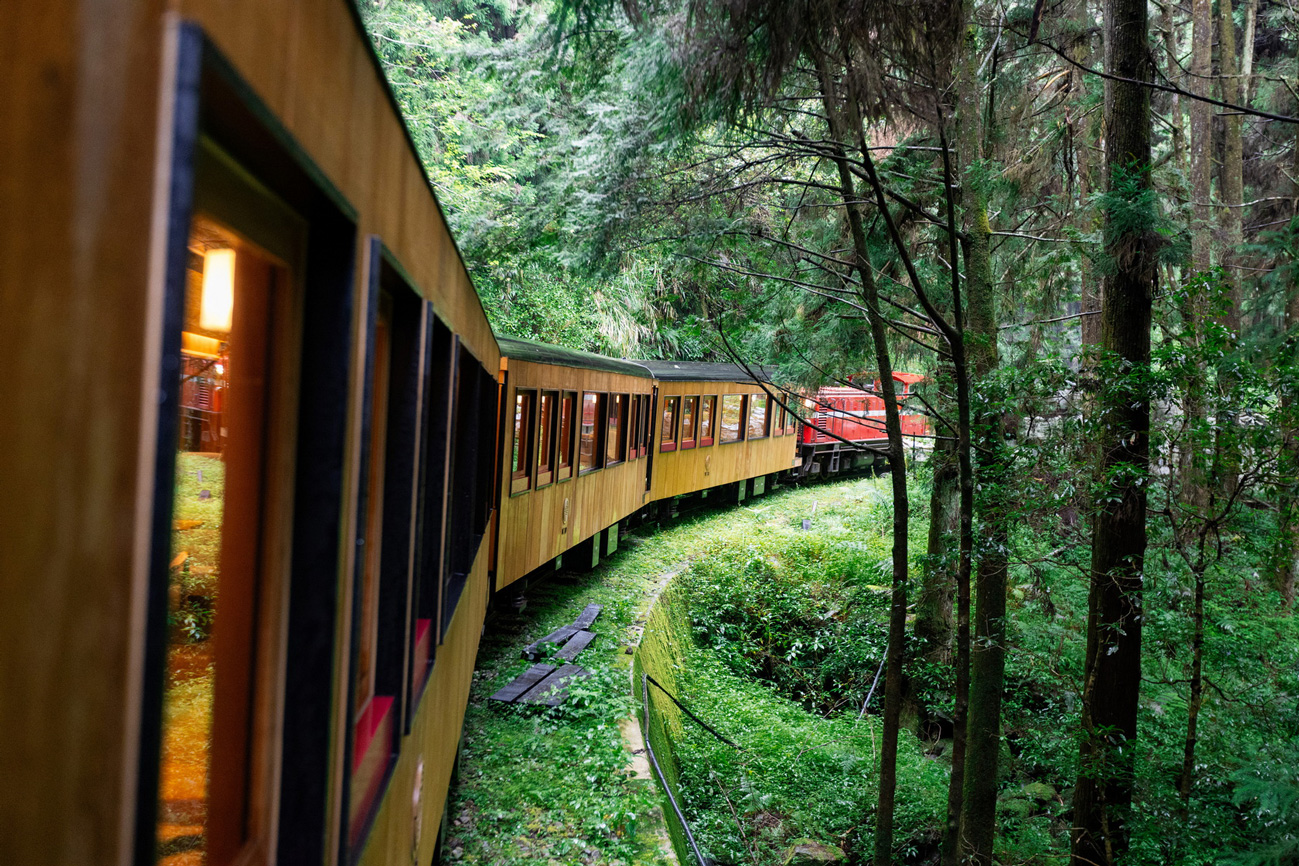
[1226,744,1299,866]
[658,479,946,865]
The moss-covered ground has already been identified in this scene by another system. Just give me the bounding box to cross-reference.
[448,475,941,866]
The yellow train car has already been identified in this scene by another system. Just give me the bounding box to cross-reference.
[494,338,656,592]
[4,2,499,865]
[642,361,802,502]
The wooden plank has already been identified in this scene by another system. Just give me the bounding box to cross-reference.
[522,626,578,661]
[554,629,595,662]
[517,664,591,707]
[488,664,556,703]
[571,603,602,630]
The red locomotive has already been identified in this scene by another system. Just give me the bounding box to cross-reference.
[799,372,929,476]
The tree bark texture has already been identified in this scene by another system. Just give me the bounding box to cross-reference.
[1070,0,1153,860]
[1190,0,1213,275]
[953,14,1009,862]
[1220,0,1245,335]
[917,425,958,667]
[1072,0,1102,348]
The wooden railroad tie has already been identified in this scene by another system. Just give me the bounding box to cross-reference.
[490,604,603,706]
[520,603,602,660]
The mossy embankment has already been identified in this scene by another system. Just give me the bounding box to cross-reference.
[446,476,945,865]
[635,478,946,865]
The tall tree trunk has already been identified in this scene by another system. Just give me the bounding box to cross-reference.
[815,55,913,866]
[953,13,1009,864]
[1190,0,1213,275]
[1070,0,1153,860]
[1072,0,1102,349]
[1181,0,1213,512]
[917,421,958,666]
[1220,0,1244,335]
[1241,0,1258,105]
[1219,0,1245,494]
[955,178,1007,866]
[1162,0,1185,176]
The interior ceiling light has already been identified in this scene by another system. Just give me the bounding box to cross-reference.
[200,248,235,333]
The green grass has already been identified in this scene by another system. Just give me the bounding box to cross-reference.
[448,475,946,866]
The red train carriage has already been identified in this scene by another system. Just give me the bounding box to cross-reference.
[799,372,929,476]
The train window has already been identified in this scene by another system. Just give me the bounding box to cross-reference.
[354,293,392,738]
[511,389,536,494]
[441,344,494,638]
[680,396,697,449]
[579,392,605,474]
[537,391,557,487]
[785,402,797,435]
[748,394,770,439]
[660,396,680,452]
[158,211,298,866]
[639,394,652,457]
[774,403,785,436]
[627,395,640,460]
[699,396,716,446]
[557,391,576,481]
[721,394,745,443]
[412,312,452,707]
[607,394,628,465]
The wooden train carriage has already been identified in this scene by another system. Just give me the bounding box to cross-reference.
[641,361,802,502]
[4,3,500,866]
[494,337,656,591]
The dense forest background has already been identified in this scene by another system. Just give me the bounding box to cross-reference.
[362,0,1299,863]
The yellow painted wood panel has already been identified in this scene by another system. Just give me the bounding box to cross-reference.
[649,381,799,501]
[356,545,490,866]
[174,0,500,371]
[494,360,652,589]
[1,3,170,863]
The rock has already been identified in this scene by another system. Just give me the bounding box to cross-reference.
[1022,781,1056,802]
[782,839,845,864]
[997,797,1034,819]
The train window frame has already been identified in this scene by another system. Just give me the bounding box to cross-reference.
[410,308,451,704]
[785,402,797,436]
[699,395,716,447]
[606,393,628,466]
[623,392,633,459]
[578,391,605,475]
[660,396,680,452]
[556,391,577,482]
[345,242,432,851]
[147,123,317,866]
[441,341,492,640]
[748,393,770,440]
[510,388,536,495]
[536,390,558,488]
[720,394,746,444]
[636,394,651,458]
[680,396,698,450]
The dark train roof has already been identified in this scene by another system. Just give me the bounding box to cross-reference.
[634,359,775,383]
[497,335,653,378]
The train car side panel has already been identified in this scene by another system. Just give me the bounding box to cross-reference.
[1,4,171,863]
[494,357,653,591]
[649,380,799,501]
